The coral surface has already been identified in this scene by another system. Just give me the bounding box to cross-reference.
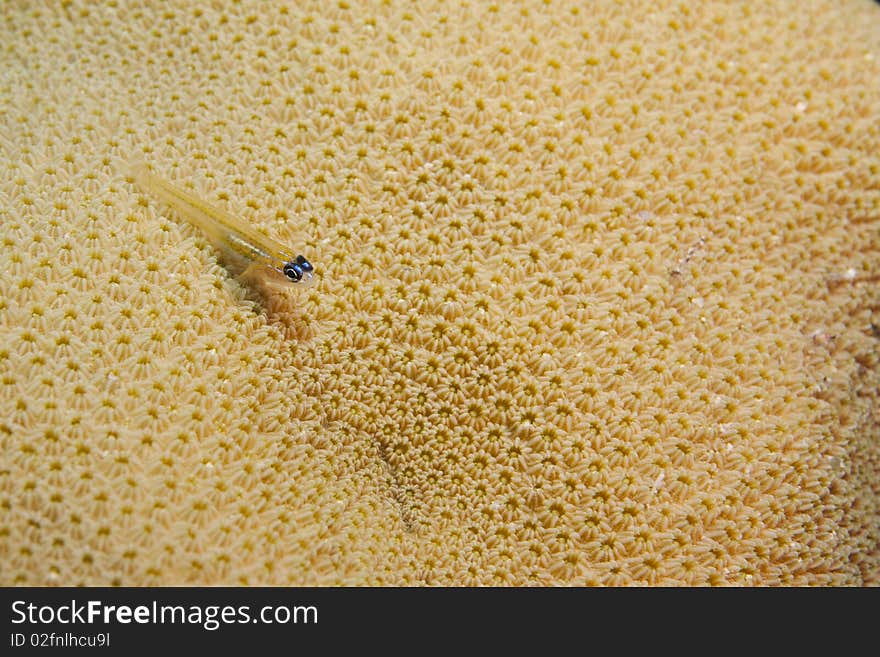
[1,0,879,585]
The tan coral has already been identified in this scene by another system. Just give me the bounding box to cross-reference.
[1,0,879,586]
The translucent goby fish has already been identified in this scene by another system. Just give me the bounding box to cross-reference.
[129,162,315,288]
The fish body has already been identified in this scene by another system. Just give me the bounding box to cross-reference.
[129,162,314,287]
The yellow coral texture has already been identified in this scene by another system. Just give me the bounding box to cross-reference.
[1,0,879,586]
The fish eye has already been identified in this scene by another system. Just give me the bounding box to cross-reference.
[283,262,304,282]
[295,255,314,273]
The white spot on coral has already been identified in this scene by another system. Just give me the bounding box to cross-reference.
[651,472,665,493]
